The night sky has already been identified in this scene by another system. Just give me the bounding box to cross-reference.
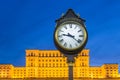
[0,0,120,67]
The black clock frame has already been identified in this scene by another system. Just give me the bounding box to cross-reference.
[54,17,88,55]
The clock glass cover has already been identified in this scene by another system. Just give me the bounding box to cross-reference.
[55,23,87,51]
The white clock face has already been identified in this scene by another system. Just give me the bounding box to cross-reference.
[55,23,86,50]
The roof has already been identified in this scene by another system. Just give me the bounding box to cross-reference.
[56,9,85,22]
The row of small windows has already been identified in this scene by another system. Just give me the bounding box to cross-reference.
[0,76,10,77]
[27,52,88,57]
[0,67,11,69]
[14,72,25,74]
[79,52,88,56]
[0,70,9,71]
[106,72,117,74]
[29,63,67,67]
[78,74,101,77]
[78,63,87,66]
[89,72,102,74]
[28,59,66,62]
[14,69,26,71]
[27,52,63,57]
[14,75,25,77]
[106,69,117,71]
[27,63,88,67]
[89,69,102,71]
[105,67,117,69]
[0,73,9,74]
[79,59,88,61]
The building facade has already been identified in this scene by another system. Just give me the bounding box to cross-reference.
[0,49,119,78]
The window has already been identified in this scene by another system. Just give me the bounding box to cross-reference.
[45,53,47,57]
[31,52,33,56]
[39,53,40,57]
[53,64,55,67]
[53,54,55,57]
[60,63,62,67]
[42,53,44,57]
[46,64,48,67]
[42,64,44,67]
[56,63,58,67]
[56,53,58,57]
[49,53,51,57]
[82,52,84,56]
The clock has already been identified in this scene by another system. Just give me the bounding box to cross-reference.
[54,9,88,55]
[54,21,88,54]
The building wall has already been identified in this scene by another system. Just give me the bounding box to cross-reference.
[0,64,13,78]
[102,64,119,78]
[89,67,104,78]
[0,49,119,78]
[13,67,26,78]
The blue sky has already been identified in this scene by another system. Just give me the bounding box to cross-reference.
[0,0,120,67]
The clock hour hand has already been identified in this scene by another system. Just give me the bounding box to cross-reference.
[62,33,81,43]
[62,33,74,38]
[62,34,68,36]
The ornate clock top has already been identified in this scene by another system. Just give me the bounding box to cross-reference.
[56,9,85,23]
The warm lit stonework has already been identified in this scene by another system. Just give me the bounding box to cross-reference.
[0,49,119,78]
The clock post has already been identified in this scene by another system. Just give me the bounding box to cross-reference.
[66,55,76,80]
[54,9,88,80]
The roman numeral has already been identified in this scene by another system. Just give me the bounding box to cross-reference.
[79,35,84,37]
[74,25,77,29]
[59,30,64,32]
[59,39,63,43]
[75,43,78,46]
[70,44,72,48]
[58,35,62,38]
[64,42,67,47]
[78,39,82,43]
[64,26,67,29]
[78,30,82,32]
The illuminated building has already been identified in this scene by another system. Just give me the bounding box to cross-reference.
[0,49,119,78]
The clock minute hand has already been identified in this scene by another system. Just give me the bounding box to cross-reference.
[67,33,81,43]
[72,38,81,43]
[62,33,81,43]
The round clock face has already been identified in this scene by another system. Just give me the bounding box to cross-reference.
[55,22,87,51]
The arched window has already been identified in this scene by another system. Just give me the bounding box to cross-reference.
[49,53,51,57]
[53,53,55,57]
[31,52,33,56]
[39,53,40,57]
[42,53,44,57]
[82,52,84,56]
[56,53,58,57]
